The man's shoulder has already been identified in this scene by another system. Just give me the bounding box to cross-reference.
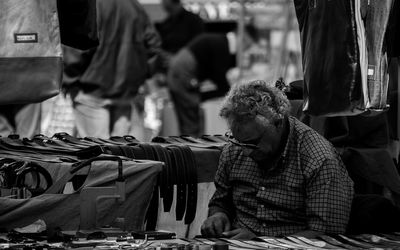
[289,117,339,161]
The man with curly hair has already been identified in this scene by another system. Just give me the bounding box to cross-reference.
[201,80,354,239]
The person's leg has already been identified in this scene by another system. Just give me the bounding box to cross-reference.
[72,91,110,138]
[14,103,41,138]
[167,49,201,136]
[0,104,41,138]
[0,114,14,136]
[110,104,132,137]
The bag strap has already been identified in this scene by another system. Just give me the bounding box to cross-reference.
[45,156,124,194]
[109,135,140,145]
[15,161,53,197]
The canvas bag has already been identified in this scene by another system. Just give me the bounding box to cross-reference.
[0,156,163,230]
[0,0,62,104]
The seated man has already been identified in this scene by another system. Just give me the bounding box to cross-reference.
[201,80,354,239]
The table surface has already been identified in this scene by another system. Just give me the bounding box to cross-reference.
[3,231,400,250]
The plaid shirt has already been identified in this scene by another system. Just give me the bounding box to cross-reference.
[208,116,354,237]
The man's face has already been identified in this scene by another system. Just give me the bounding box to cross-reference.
[231,117,282,163]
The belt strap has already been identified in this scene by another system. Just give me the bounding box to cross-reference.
[131,145,146,159]
[109,135,140,145]
[53,132,95,147]
[141,143,159,230]
[30,137,78,151]
[179,145,198,225]
[96,138,126,145]
[167,146,187,221]
[151,144,173,212]
[84,136,108,145]
[76,145,112,159]
[169,136,190,144]
[151,136,175,144]
[0,137,77,155]
[118,146,136,159]
[123,135,140,144]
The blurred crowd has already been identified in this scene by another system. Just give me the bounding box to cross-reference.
[0,0,269,140]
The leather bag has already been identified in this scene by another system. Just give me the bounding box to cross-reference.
[0,0,62,105]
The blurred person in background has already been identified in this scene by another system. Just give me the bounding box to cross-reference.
[167,24,259,136]
[153,0,205,89]
[156,0,205,57]
[62,0,162,138]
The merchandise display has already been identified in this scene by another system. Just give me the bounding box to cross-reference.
[0,0,399,248]
[3,230,400,249]
[0,133,225,235]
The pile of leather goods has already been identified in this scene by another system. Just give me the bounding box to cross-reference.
[0,133,228,231]
[0,134,164,230]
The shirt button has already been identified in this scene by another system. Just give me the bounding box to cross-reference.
[260,186,266,191]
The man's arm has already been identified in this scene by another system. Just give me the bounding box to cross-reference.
[207,145,236,218]
[304,158,354,234]
[201,145,236,236]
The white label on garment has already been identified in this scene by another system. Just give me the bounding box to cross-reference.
[14,33,38,43]
[368,68,374,76]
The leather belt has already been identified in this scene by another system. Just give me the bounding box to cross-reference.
[84,136,109,145]
[0,136,77,156]
[179,145,198,225]
[30,135,79,151]
[166,145,187,221]
[53,132,95,147]
[140,143,159,230]
[109,135,140,145]
[76,145,111,159]
[151,144,173,212]
[117,146,136,159]
[151,136,178,144]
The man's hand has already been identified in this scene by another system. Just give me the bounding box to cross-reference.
[221,228,256,240]
[201,212,231,237]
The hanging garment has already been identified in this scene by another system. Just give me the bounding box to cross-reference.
[294,0,362,116]
[0,0,62,105]
[362,0,393,110]
[386,0,400,57]
[294,0,394,116]
[57,0,98,50]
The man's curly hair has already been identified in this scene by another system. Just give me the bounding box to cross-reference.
[220,80,291,128]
